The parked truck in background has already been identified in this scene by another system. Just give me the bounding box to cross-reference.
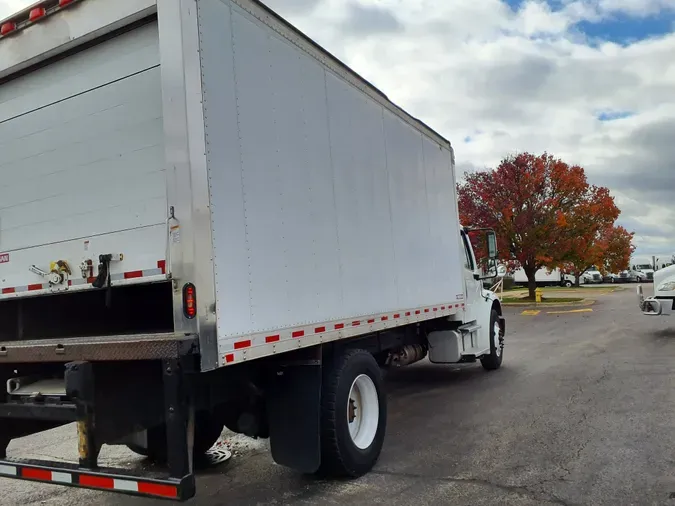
[0,0,506,500]
[638,264,675,315]
[513,267,576,287]
[630,256,655,282]
[638,256,675,315]
[582,266,604,284]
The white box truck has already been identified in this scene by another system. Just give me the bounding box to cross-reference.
[0,0,506,500]
[512,267,576,287]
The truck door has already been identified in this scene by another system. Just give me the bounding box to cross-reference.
[460,230,481,322]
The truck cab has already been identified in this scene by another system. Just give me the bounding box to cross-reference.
[639,264,675,315]
[631,265,654,282]
[581,266,603,284]
[630,256,655,282]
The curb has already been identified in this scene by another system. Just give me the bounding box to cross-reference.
[505,286,623,295]
[501,298,596,308]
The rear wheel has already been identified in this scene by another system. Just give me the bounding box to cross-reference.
[127,410,225,463]
[318,349,387,477]
[481,309,504,371]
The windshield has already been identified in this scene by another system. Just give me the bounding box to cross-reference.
[635,264,653,270]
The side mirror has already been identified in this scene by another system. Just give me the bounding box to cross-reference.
[487,230,498,260]
[476,263,498,281]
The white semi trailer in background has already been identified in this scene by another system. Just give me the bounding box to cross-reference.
[0,0,506,500]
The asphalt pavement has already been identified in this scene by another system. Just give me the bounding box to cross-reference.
[6,285,675,505]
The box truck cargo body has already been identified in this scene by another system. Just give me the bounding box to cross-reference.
[0,0,506,500]
[512,267,576,287]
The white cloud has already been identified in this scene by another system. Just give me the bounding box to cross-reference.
[263,0,675,255]
[1,0,674,255]
[598,0,675,17]
[0,1,30,20]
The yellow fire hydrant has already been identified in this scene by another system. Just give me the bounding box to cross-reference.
[535,287,543,304]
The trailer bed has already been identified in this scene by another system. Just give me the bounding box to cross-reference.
[199,0,464,366]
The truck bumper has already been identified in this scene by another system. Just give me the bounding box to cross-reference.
[0,459,193,500]
[638,285,673,316]
[0,357,199,501]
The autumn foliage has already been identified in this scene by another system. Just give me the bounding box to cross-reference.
[457,152,634,298]
[596,225,635,274]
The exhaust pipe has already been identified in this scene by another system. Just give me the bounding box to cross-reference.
[389,344,427,367]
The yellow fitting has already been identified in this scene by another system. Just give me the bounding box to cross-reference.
[49,260,72,275]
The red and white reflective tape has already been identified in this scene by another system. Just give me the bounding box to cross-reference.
[0,260,167,296]
[0,0,83,40]
[0,462,182,499]
[223,301,466,364]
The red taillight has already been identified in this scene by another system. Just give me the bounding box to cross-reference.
[0,22,15,36]
[183,283,197,319]
[29,7,46,22]
[59,0,74,5]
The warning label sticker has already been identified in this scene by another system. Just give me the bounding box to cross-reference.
[0,253,8,264]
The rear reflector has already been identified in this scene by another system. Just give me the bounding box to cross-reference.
[138,481,179,498]
[79,475,114,489]
[22,468,51,480]
[29,7,46,21]
[182,283,197,319]
[1,0,83,40]
[0,22,16,35]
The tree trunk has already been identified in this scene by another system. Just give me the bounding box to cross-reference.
[574,271,581,287]
[525,267,537,300]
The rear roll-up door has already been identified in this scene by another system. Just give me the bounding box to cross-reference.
[0,21,167,294]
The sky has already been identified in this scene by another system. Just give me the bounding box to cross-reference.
[1,0,674,256]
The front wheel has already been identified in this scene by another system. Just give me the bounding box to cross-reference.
[636,276,642,283]
[563,280,573,288]
[318,349,387,477]
[481,309,504,371]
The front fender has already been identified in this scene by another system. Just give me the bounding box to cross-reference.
[480,290,505,340]
[481,289,503,313]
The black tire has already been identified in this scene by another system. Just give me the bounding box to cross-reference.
[126,410,225,463]
[125,424,164,461]
[480,309,503,371]
[636,276,642,283]
[564,280,573,288]
[318,349,387,478]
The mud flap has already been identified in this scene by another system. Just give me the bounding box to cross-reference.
[266,355,322,473]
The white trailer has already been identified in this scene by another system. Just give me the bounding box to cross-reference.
[512,267,575,287]
[0,0,506,500]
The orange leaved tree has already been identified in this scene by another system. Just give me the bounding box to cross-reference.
[457,152,628,299]
[599,225,635,274]
[557,186,621,285]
